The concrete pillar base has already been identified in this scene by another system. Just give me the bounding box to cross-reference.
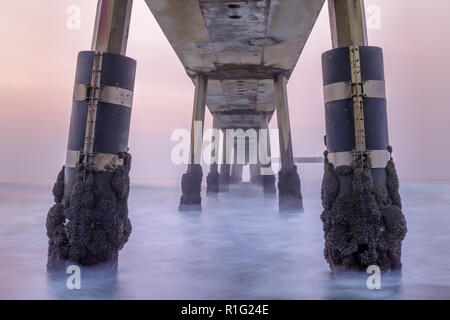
[250,176,262,186]
[230,174,243,185]
[219,173,230,192]
[229,178,241,185]
[262,174,277,195]
[179,164,203,211]
[321,160,407,272]
[278,166,303,211]
[46,154,132,269]
[249,165,262,186]
[230,164,243,185]
[206,171,220,194]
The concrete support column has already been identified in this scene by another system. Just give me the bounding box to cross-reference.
[248,129,261,186]
[321,0,406,272]
[249,164,261,185]
[206,114,220,194]
[219,129,231,192]
[328,0,368,48]
[230,164,244,184]
[46,0,135,269]
[259,114,276,194]
[179,74,208,210]
[92,0,133,55]
[274,73,303,211]
[244,139,250,165]
[230,139,243,185]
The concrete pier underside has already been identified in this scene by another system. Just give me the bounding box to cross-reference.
[147,0,324,211]
[145,0,325,129]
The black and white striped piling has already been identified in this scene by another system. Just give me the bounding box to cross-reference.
[322,46,390,186]
[65,51,136,198]
[320,46,406,272]
[46,0,136,268]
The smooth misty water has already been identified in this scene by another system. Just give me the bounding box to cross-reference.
[0,179,449,300]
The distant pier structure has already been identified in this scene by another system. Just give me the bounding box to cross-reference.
[46,0,406,272]
[295,157,324,164]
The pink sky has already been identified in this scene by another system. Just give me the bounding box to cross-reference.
[0,0,449,182]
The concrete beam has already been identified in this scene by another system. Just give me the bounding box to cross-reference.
[328,0,368,48]
[145,0,325,116]
[91,0,133,55]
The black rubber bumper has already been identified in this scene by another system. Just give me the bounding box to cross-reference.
[322,46,389,154]
[65,51,136,196]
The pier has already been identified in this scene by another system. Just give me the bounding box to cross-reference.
[46,0,406,272]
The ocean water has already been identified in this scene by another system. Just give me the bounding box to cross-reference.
[0,178,449,300]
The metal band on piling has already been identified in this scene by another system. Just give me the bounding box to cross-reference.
[322,46,390,170]
[64,51,136,195]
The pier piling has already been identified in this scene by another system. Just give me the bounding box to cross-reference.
[321,0,407,272]
[46,0,135,268]
[179,74,208,211]
[274,73,303,211]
